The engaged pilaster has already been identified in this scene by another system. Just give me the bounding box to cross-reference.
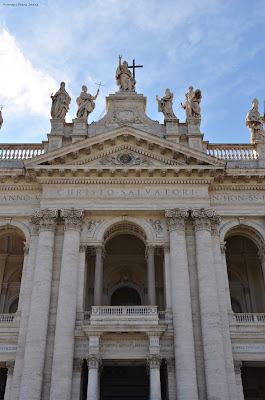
[165,208,198,400]
[165,359,177,400]
[191,208,229,400]
[93,245,105,306]
[20,209,58,400]
[146,245,156,305]
[86,356,102,400]
[162,245,171,310]
[234,361,245,400]
[147,356,162,400]
[50,209,84,400]
[4,361,14,400]
[71,359,83,400]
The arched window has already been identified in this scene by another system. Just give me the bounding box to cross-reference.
[111,286,141,306]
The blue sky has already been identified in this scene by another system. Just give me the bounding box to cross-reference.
[0,0,265,144]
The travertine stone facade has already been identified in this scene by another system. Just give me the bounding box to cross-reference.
[0,85,265,400]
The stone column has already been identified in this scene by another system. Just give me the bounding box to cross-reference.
[16,244,29,313]
[93,245,105,306]
[257,245,265,287]
[50,209,84,400]
[148,356,161,400]
[220,242,233,313]
[163,245,172,310]
[191,208,229,400]
[165,208,198,400]
[234,361,245,400]
[71,359,83,400]
[212,234,238,400]
[19,209,58,400]
[146,245,156,305]
[86,356,102,400]
[10,227,39,400]
[4,361,14,400]
[166,359,177,400]
[77,245,87,315]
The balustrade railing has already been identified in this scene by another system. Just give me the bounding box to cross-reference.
[234,313,265,323]
[0,144,45,160]
[207,144,257,160]
[0,314,14,323]
[91,305,158,316]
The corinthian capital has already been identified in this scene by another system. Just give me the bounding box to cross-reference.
[147,355,161,369]
[61,208,84,231]
[165,208,189,232]
[32,209,58,232]
[86,355,102,369]
[191,208,220,233]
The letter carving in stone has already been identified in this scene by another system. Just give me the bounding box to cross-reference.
[34,209,58,232]
[165,208,189,231]
[61,209,84,231]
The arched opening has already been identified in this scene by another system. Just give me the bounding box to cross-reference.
[0,232,25,314]
[85,223,165,310]
[226,234,265,313]
[111,286,141,306]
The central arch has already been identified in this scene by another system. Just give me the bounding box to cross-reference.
[110,286,141,306]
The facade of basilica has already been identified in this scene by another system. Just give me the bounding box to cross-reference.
[0,58,265,400]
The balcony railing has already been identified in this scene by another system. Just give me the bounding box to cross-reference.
[0,314,14,323]
[234,313,265,323]
[91,305,158,316]
[0,144,45,160]
[207,144,257,160]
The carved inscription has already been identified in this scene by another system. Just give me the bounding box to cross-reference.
[55,187,199,198]
[0,194,40,203]
[211,193,265,203]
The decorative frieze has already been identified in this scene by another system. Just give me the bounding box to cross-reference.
[61,208,84,231]
[165,208,189,231]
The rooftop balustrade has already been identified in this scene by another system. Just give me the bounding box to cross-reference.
[0,143,45,160]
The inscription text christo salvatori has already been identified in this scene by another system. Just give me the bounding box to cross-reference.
[56,187,197,198]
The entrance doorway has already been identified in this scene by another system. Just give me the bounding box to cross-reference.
[100,365,149,400]
[0,369,7,400]
[242,366,265,399]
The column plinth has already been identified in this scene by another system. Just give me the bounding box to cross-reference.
[165,208,198,400]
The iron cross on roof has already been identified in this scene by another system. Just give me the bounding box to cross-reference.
[128,59,143,81]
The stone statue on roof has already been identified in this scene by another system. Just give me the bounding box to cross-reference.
[116,55,135,92]
[76,85,99,120]
[50,82,71,120]
[181,86,202,119]
[156,89,176,119]
[246,98,265,143]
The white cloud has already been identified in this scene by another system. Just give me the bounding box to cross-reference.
[0,29,58,118]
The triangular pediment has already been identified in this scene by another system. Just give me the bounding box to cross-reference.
[25,126,225,169]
